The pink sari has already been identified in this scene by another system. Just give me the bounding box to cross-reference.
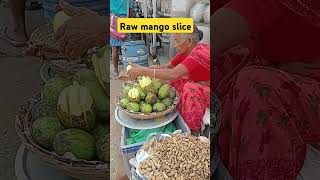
[214,0,320,179]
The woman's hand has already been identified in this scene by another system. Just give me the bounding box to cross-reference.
[127,63,145,80]
[54,0,108,59]
[117,71,130,81]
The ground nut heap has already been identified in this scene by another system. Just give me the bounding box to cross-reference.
[138,134,210,180]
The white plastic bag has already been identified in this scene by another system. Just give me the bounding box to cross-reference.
[203,5,210,24]
[134,132,209,179]
[190,1,209,23]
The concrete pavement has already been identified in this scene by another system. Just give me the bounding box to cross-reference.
[0,6,46,180]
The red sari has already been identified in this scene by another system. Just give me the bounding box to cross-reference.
[214,0,320,179]
[169,43,210,131]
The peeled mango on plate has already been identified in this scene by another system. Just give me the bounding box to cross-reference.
[53,11,70,32]
[57,81,96,131]
[128,88,140,103]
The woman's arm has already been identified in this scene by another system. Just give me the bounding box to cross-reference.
[128,64,188,80]
[212,8,250,57]
[149,62,174,69]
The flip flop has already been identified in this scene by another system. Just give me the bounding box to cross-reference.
[0,26,27,47]
[25,0,42,10]
[112,72,119,77]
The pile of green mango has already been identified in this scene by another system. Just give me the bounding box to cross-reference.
[120,78,176,113]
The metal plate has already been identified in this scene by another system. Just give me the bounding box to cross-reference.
[15,144,77,180]
[114,107,178,130]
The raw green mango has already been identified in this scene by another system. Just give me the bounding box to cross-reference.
[152,78,163,93]
[96,135,109,162]
[41,77,72,108]
[153,103,166,112]
[91,123,108,140]
[122,86,132,98]
[162,98,173,107]
[136,86,146,100]
[91,53,109,93]
[81,81,109,120]
[32,117,64,150]
[34,100,57,118]
[74,69,97,84]
[139,101,146,105]
[145,93,157,105]
[158,84,171,99]
[169,88,176,99]
[53,129,96,160]
[140,103,153,113]
[127,102,140,112]
[120,98,130,109]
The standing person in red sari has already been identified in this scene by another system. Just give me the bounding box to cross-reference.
[213,0,320,179]
[122,25,210,136]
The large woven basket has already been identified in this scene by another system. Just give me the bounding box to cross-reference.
[15,92,109,180]
[25,23,88,76]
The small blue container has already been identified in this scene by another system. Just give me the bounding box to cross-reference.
[43,0,108,22]
[121,41,149,68]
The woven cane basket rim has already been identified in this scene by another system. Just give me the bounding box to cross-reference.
[28,23,87,74]
[115,85,179,120]
[15,92,109,179]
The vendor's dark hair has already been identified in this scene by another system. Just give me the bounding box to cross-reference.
[194,25,203,42]
[183,24,203,44]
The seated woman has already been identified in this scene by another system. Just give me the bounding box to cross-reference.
[213,0,320,179]
[123,25,210,136]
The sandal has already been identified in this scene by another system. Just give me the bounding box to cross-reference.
[111,72,119,79]
[0,26,27,47]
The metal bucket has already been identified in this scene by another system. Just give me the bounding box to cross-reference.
[121,41,149,69]
[43,0,108,22]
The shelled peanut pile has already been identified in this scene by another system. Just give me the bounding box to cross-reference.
[138,134,210,180]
